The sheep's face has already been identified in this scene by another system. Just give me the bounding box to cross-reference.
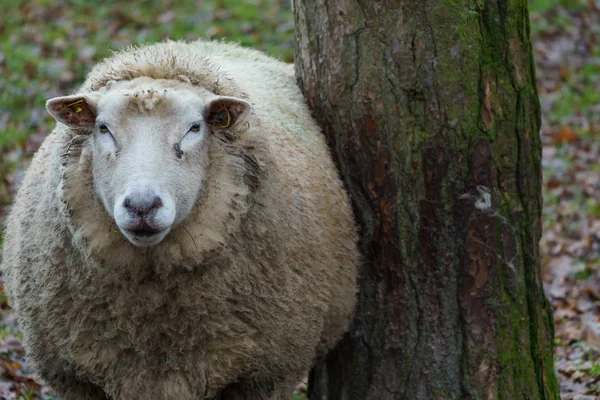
[46,79,250,247]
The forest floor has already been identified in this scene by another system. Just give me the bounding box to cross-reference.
[532,0,600,397]
[0,0,598,399]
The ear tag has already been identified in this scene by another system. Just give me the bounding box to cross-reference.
[217,109,231,128]
[66,99,85,113]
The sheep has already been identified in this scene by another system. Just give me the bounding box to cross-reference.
[1,41,359,400]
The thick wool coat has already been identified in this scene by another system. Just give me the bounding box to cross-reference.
[2,41,358,400]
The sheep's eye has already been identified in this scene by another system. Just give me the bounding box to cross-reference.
[99,124,109,133]
[189,123,201,133]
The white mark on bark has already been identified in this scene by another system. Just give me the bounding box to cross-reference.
[460,185,492,211]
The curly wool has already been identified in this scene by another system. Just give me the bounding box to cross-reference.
[2,41,358,400]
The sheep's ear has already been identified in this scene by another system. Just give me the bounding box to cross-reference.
[204,96,251,137]
[46,94,99,130]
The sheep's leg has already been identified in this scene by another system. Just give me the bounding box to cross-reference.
[38,369,108,400]
[216,379,295,400]
[54,382,109,400]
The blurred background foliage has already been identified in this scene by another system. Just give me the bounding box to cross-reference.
[528,0,600,397]
[0,0,598,398]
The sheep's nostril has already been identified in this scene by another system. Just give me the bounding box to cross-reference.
[123,195,163,217]
[152,196,163,209]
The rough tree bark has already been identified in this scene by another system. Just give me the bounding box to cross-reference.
[294,1,558,399]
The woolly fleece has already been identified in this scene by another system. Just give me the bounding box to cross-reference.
[1,41,358,400]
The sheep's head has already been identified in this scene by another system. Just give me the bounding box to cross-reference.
[46,78,251,247]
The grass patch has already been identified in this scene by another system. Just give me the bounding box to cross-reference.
[529,0,589,13]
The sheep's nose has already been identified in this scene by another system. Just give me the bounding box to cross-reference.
[123,195,163,218]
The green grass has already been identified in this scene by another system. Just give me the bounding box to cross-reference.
[17,391,34,400]
[529,0,589,13]
[550,82,600,126]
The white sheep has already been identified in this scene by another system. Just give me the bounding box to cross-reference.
[1,40,358,399]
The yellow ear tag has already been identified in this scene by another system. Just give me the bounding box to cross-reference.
[218,109,231,129]
[66,99,85,113]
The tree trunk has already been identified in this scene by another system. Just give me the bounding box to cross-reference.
[294,1,558,399]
